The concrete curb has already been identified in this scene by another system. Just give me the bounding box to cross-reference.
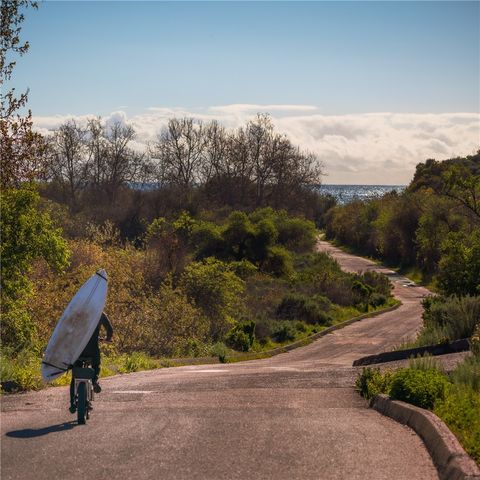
[371,394,480,480]
[353,339,471,367]
[167,302,402,366]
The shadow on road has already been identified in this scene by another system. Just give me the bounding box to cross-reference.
[6,421,77,438]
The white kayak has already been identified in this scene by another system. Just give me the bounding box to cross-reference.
[41,269,108,382]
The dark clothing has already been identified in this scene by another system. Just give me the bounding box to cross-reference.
[81,312,113,358]
[70,312,112,406]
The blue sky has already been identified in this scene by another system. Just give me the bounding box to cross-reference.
[10,1,480,184]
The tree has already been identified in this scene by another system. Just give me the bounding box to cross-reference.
[179,258,245,340]
[1,0,47,188]
[47,120,89,208]
[103,120,144,201]
[1,186,70,349]
[152,118,206,188]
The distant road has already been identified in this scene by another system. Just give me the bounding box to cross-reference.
[1,241,438,480]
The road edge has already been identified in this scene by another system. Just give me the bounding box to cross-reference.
[168,301,402,366]
[371,394,480,480]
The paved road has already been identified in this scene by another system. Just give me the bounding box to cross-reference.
[1,241,438,480]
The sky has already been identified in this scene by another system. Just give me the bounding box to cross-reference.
[10,1,480,184]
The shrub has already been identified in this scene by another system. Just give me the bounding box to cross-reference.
[250,219,278,263]
[419,295,480,344]
[263,246,294,277]
[272,321,297,342]
[229,259,258,279]
[276,217,317,252]
[254,316,276,344]
[356,367,392,400]
[389,368,450,409]
[180,258,245,340]
[212,342,228,363]
[191,221,225,259]
[225,329,251,352]
[449,355,480,392]
[434,387,480,464]
[361,271,393,297]
[276,293,332,325]
[369,293,387,308]
[225,320,255,352]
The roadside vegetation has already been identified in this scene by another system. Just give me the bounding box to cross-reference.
[356,342,480,463]
[344,154,480,465]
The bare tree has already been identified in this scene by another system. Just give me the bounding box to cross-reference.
[103,120,144,201]
[152,118,206,188]
[47,120,89,208]
[86,117,107,187]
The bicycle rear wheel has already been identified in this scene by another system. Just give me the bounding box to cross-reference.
[77,382,87,425]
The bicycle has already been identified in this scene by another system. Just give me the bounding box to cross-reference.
[71,356,95,425]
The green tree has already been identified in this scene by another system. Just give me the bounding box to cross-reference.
[1,186,70,349]
[438,230,480,296]
[179,258,245,340]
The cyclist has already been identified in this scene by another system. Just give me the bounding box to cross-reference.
[69,311,113,413]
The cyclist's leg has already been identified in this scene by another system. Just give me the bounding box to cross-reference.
[69,360,81,412]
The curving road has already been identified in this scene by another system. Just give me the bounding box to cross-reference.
[1,241,438,480]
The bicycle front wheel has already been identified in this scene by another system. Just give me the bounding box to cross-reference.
[77,382,87,425]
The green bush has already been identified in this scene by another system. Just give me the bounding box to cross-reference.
[276,217,317,252]
[434,387,480,464]
[225,320,255,352]
[191,221,225,259]
[212,342,228,363]
[361,270,393,297]
[225,330,250,352]
[449,355,480,392]
[254,316,276,344]
[356,367,392,400]
[180,258,245,340]
[263,246,294,277]
[389,368,450,409]
[272,321,297,342]
[418,295,480,344]
[369,293,387,308]
[276,293,332,325]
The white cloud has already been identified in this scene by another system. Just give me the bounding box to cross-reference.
[33,106,480,185]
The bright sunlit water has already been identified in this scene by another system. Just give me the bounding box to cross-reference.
[317,184,406,204]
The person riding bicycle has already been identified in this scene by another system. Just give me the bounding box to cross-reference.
[69,311,113,413]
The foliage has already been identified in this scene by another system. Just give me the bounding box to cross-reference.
[449,355,480,393]
[437,230,480,296]
[179,258,245,340]
[389,368,450,409]
[1,186,70,349]
[262,245,294,278]
[416,295,480,345]
[225,320,255,352]
[212,342,228,363]
[325,153,480,294]
[272,321,297,342]
[434,387,480,464]
[276,293,332,325]
[355,367,393,400]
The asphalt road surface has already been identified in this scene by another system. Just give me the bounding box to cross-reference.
[1,241,439,480]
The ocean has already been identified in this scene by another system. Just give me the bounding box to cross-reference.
[317,184,406,204]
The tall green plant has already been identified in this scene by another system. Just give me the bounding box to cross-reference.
[1,186,70,349]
